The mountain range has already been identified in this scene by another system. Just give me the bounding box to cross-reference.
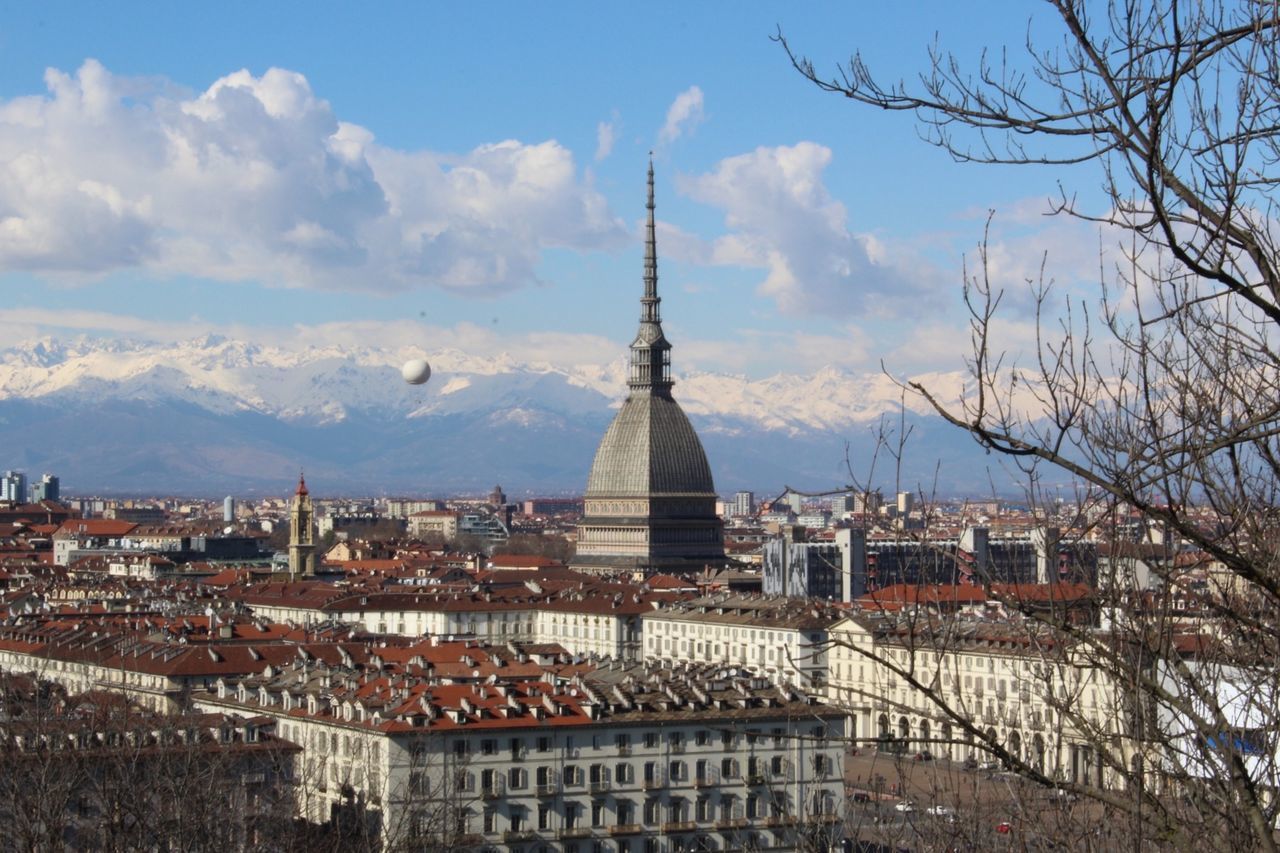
[0,335,1006,499]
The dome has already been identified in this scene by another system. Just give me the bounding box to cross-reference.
[585,393,716,497]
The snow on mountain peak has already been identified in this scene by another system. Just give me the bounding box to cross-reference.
[0,334,961,434]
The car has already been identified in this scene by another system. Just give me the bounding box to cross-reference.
[913,749,934,761]
[927,805,955,817]
[851,791,872,803]
[894,800,917,813]
[995,820,1014,834]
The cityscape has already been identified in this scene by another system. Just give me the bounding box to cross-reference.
[1,2,1278,853]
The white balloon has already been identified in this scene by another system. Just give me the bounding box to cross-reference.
[401,358,431,385]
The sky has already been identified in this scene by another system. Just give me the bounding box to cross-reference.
[0,2,1115,382]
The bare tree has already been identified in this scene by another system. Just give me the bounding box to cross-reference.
[779,1,1280,849]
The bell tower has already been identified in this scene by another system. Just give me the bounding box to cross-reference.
[288,473,317,577]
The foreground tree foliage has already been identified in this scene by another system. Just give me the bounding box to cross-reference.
[781,1,1280,850]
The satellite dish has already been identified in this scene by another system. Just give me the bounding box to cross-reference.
[402,358,431,386]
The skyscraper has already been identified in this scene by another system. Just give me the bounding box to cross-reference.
[572,163,725,576]
[1,471,27,503]
[30,474,59,503]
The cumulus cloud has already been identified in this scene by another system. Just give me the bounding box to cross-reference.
[679,142,936,316]
[658,86,704,146]
[0,60,626,293]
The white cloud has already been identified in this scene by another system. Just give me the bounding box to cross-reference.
[0,60,627,293]
[595,117,617,162]
[679,142,938,317]
[658,86,704,146]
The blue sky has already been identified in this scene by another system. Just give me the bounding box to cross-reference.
[0,2,1110,380]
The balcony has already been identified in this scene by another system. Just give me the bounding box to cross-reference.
[559,827,593,839]
[503,830,536,842]
[609,824,644,836]
[589,780,611,794]
[616,744,632,756]
[746,773,768,786]
[764,815,796,828]
[481,782,505,799]
[662,821,698,833]
[715,818,749,830]
[670,741,686,753]
[694,775,718,788]
[536,784,558,797]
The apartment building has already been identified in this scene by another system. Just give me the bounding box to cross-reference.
[826,614,1136,789]
[640,596,841,690]
[195,658,847,851]
[228,582,661,660]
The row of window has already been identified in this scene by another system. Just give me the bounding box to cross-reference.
[475,789,831,832]
[462,725,831,759]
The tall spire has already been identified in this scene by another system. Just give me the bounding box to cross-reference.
[629,156,673,397]
[642,156,659,321]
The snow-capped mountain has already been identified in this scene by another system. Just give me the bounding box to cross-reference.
[0,335,991,497]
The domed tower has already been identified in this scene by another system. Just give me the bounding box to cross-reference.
[288,473,317,577]
[572,162,725,576]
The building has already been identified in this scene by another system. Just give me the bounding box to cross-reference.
[762,528,865,601]
[641,595,842,689]
[408,509,460,540]
[572,163,725,576]
[194,657,846,852]
[1,470,27,503]
[289,474,317,577]
[730,491,755,518]
[826,614,1138,789]
[29,473,59,503]
[521,498,583,517]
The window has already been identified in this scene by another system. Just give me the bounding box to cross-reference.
[618,800,634,824]
[720,757,739,779]
[592,801,606,826]
[510,806,527,832]
[565,803,581,829]
[615,762,633,784]
[644,799,660,824]
[537,736,551,752]
[483,809,496,833]
[695,730,710,747]
[564,765,582,786]
[536,766,554,787]
[538,804,552,830]
[644,732,659,748]
[481,739,498,755]
[508,767,528,789]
